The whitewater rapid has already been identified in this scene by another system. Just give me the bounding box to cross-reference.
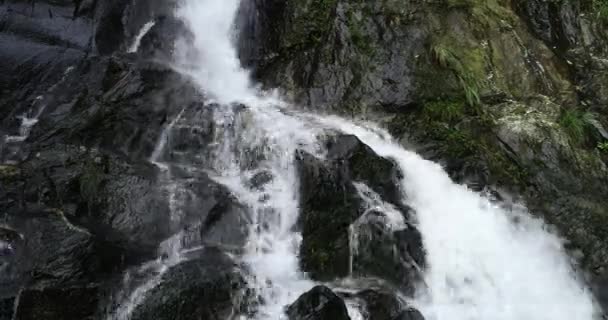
[172,0,598,319]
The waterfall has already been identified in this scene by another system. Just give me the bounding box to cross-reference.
[115,0,598,319]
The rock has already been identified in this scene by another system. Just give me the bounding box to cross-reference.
[138,15,191,61]
[297,134,422,286]
[252,0,427,111]
[129,248,248,320]
[14,287,100,320]
[286,286,351,320]
[325,135,404,207]
[0,297,14,320]
[350,208,424,295]
[355,288,424,320]
[169,166,250,252]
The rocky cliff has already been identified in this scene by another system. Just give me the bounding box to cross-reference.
[1,0,607,319]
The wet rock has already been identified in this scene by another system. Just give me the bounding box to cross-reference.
[296,134,418,283]
[325,135,404,207]
[286,286,351,320]
[0,297,14,320]
[2,208,124,291]
[130,248,248,320]
[138,15,191,61]
[169,167,250,252]
[14,287,100,320]
[252,0,427,111]
[351,209,423,295]
[355,288,424,320]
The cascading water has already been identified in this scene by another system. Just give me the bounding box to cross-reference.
[122,0,598,319]
[315,117,598,320]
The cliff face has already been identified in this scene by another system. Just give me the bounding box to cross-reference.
[245,0,608,292]
[1,0,608,319]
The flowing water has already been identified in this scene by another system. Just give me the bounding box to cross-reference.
[110,0,599,319]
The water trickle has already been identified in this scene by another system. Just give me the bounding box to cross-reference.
[128,21,156,53]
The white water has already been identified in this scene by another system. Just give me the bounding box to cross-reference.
[174,1,598,320]
[128,21,156,53]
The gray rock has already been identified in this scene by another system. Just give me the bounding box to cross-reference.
[286,286,351,320]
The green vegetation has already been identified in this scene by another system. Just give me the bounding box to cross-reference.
[390,98,528,188]
[423,99,466,123]
[283,0,338,50]
[598,141,608,152]
[431,44,481,106]
[558,108,594,144]
[594,0,608,23]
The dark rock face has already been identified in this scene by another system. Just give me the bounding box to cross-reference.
[350,209,424,295]
[251,0,427,112]
[0,1,250,318]
[15,287,101,320]
[297,134,422,290]
[0,297,14,320]
[286,286,351,320]
[130,249,248,320]
[355,288,424,320]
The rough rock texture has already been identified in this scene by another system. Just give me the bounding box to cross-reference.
[0,1,249,318]
[286,286,351,320]
[130,249,248,320]
[354,288,424,320]
[296,134,423,293]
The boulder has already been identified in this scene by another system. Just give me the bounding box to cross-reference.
[355,289,424,320]
[286,286,351,320]
[350,208,423,295]
[297,134,422,286]
[129,249,248,320]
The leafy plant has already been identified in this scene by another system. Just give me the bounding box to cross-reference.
[598,141,608,152]
[431,44,481,106]
[558,108,595,144]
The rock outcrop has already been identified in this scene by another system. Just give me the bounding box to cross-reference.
[286,286,351,320]
[130,249,249,320]
[296,134,422,291]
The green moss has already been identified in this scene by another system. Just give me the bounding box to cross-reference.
[389,97,528,188]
